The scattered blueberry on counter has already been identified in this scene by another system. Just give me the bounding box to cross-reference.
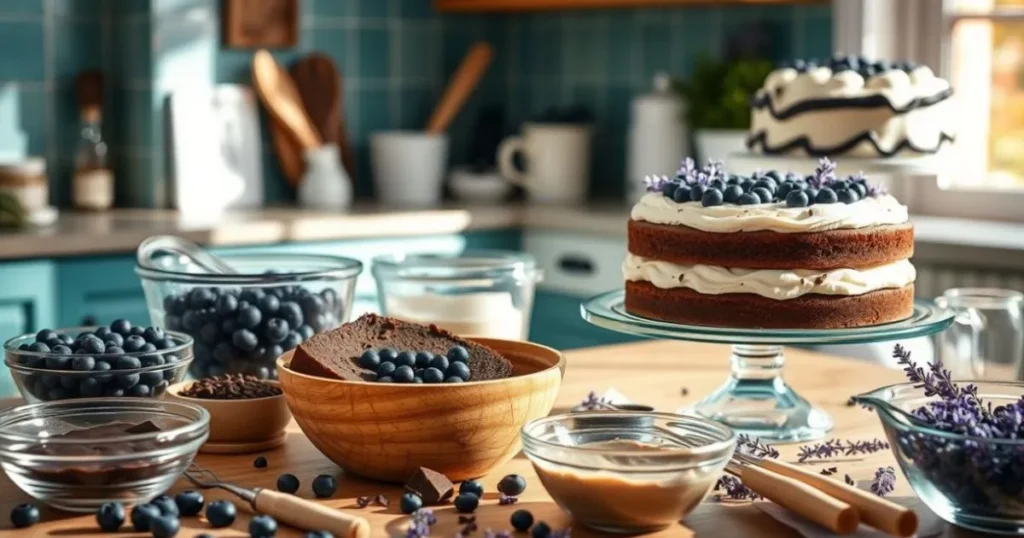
[454,493,479,514]
[458,480,484,498]
[96,502,126,532]
[11,320,185,401]
[205,500,237,528]
[131,504,162,531]
[276,473,300,494]
[173,490,204,517]
[149,514,180,538]
[312,474,338,498]
[150,495,179,517]
[254,455,268,468]
[163,284,341,379]
[10,503,39,528]
[400,492,424,514]
[365,346,472,383]
[531,521,552,538]
[250,514,278,538]
[497,474,527,497]
[510,509,534,532]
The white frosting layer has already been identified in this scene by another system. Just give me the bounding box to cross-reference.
[759,65,950,112]
[630,192,909,233]
[623,254,916,300]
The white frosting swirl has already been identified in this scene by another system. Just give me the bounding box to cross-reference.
[630,193,908,233]
[623,254,916,300]
[758,65,950,112]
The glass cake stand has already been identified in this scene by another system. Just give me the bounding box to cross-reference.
[580,290,955,442]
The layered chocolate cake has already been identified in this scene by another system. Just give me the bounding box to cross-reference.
[291,313,513,382]
[626,158,915,329]
[747,55,955,157]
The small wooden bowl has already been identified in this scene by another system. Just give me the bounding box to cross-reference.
[166,380,292,453]
[277,338,564,483]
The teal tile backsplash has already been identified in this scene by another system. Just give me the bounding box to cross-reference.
[1,0,832,208]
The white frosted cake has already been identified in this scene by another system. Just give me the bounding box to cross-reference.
[747,56,955,157]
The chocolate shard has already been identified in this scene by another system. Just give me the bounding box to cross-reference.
[124,420,162,434]
[404,467,454,505]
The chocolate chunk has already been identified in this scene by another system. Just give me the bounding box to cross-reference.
[404,467,454,505]
[124,420,162,434]
[180,374,281,400]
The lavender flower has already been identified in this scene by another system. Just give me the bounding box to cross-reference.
[374,494,390,507]
[498,493,518,505]
[407,523,431,538]
[844,474,855,486]
[356,496,371,508]
[796,438,890,462]
[458,516,476,525]
[808,157,837,189]
[643,174,672,193]
[675,157,698,181]
[578,391,609,411]
[714,475,762,500]
[870,466,896,497]
[412,509,437,527]
[820,467,838,476]
[737,434,780,459]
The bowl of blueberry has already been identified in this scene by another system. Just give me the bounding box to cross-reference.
[4,320,193,403]
[136,250,362,380]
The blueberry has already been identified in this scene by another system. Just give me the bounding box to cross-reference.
[737,193,760,205]
[163,295,187,316]
[150,515,180,538]
[237,305,262,330]
[80,377,103,397]
[71,356,95,371]
[50,344,72,355]
[454,493,479,513]
[671,185,689,203]
[250,515,278,538]
[279,301,304,328]
[359,350,381,369]
[116,356,142,370]
[510,509,534,532]
[850,182,867,198]
[105,345,125,355]
[688,184,705,202]
[754,178,777,193]
[428,355,449,371]
[181,311,203,333]
[393,365,416,383]
[151,495,178,517]
[805,187,819,202]
[379,348,398,363]
[131,504,162,531]
[446,361,471,381]
[377,362,397,377]
[423,367,445,383]
[10,503,39,528]
[96,501,126,531]
[258,294,281,315]
[447,346,469,363]
[35,329,57,343]
[46,387,68,400]
[709,179,726,191]
[786,190,810,208]
[123,335,146,352]
[281,331,303,350]
[298,324,315,340]
[660,181,677,197]
[837,188,859,204]
[60,375,78,389]
[142,327,164,344]
[392,351,415,368]
[154,337,175,351]
[740,179,756,191]
[139,343,157,353]
[414,351,433,368]
[460,480,485,497]
[752,187,774,204]
[445,376,464,383]
[701,188,724,207]
[232,329,259,352]
[174,490,204,517]
[188,288,216,310]
[215,293,239,316]
[205,500,236,528]
[400,492,423,514]
[110,319,133,336]
[265,318,290,343]
[277,473,300,494]
[531,522,551,538]
[104,387,125,397]
[300,294,326,317]
[254,455,268,468]
[816,187,838,204]
[312,474,338,498]
[264,345,284,362]
[376,376,394,383]
[498,474,527,496]
[212,342,236,364]
[141,352,165,367]
[45,356,69,370]
[28,342,50,353]
[117,372,140,389]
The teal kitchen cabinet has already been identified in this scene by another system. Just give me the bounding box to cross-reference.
[0,260,57,396]
[57,258,150,328]
[529,291,640,350]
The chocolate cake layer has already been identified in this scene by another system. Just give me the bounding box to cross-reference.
[624,280,914,329]
[628,220,913,270]
[290,313,513,381]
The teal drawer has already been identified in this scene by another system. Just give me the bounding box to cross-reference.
[57,257,149,328]
[0,260,56,396]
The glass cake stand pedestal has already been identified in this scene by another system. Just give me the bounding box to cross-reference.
[580,290,954,442]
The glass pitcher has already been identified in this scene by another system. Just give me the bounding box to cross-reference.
[934,288,1024,380]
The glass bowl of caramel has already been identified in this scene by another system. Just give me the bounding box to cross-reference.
[522,412,736,534]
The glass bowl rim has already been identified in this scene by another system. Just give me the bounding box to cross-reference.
[135,252,363,284]
[371,249,538,281]
[521,411,737,461]
[0,397,210,447]
[859,380,1024,445]
[4,326,194,372]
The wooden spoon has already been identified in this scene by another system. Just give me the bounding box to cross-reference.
[291,52,356,180]
[270,116,304,187]
[252,49,321,151]
[426,41,493,134]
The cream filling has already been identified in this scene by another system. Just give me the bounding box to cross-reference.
[623,254,916,300]
[630,193,909,233]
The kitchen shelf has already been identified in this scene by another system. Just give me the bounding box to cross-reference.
[435,0,826,12]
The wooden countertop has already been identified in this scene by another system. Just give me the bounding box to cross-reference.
[0,340,988,536]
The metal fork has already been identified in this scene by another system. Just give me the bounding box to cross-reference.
[184,462,370,538]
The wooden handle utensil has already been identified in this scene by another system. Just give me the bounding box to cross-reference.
[252,49,322,150]
[735,465,860,535]
[254,490,370,538]
[757,459,917,537]
[426,42,493,134]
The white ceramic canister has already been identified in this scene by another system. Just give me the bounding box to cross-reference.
[0,158,48,211]
[371,131,449,207]
[627,73,687,203]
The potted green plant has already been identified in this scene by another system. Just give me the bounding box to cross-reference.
[675,55,773,162]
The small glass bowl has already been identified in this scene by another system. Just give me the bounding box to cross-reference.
[0,398,209,512]
[136,253,362,379]
[4,327,194,403]
[857,381,1024,535]
[522,412,735,534]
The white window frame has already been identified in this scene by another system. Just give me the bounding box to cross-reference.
[832,0,1024,223]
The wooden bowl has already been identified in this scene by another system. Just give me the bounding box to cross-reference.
[166,380,292,453]
[277,338,564,482]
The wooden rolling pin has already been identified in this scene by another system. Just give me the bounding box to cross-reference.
[253,490,370,538]
[758,459,918,537]
[426,42,493,134]
[731,464,860,535]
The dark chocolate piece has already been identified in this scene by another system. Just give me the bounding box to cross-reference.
[405,467,454,505]
[124,420,162,434]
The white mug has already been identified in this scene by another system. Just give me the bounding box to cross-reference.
[498,123,591,204]
[371,131,449,207]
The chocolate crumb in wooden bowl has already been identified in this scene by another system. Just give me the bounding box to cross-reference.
[180,374,282,400]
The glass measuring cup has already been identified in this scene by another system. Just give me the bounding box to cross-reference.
[934,288,1024,380]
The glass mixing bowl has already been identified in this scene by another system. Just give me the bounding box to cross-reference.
[857,382,1024,535]
[136,253,362,379]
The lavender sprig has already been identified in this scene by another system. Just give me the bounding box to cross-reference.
[844,474,855,486]
[820,467,838,476]
[796,438,890,462]
[407,523,430,538]
[870,466,896,497]
[356,496,371,508]
[808,157,837,189]
[714,475,762,500]
[578,391,608,411]
[893,344,978,406]
[675,157,698,181]
[643,174,671,193]
[737,434,780,459]
[412,509,437,528]
[498,493,518,505]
